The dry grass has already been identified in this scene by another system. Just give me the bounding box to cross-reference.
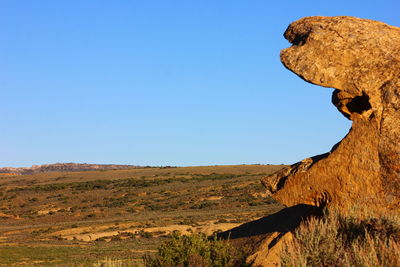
[280,209,400,267]
[0,164,285,266]
[93,257,140,267]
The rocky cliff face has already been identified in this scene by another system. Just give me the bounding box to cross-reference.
[0,163,140,175]
[262,16,400,212]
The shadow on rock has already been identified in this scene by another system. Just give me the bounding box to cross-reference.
[217,204,322,266]
[218,204,322,240]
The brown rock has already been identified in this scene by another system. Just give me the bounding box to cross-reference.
[262,16,400,212]
[218,204,321,267]
[246,232,293,267]
[222,17,399,267]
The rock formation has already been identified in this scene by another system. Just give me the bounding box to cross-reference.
[219,16,399,267]
[262,16,400,212]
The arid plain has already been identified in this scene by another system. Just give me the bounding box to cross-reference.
[0,164,285,266]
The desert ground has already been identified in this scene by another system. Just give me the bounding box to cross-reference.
[0,164,285,266]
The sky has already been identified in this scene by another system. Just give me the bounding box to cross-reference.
[1,1,399,167]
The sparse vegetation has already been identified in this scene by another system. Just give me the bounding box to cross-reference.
[280,210,400,267]
[93,257,138,267]
[143,232,249,267]
[0,164,284,266]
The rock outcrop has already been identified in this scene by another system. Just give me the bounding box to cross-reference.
[218,204,321,266]
[220,16,399,267]
[262,16,400,212]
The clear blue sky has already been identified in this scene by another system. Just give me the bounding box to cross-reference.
[1,1,399,167]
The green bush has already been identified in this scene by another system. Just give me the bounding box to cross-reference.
[143,232,248,267]
[138,230,153,238]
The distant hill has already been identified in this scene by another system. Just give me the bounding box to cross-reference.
[0,163,140,175]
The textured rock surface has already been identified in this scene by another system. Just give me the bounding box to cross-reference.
[262,16,400,212]
[218,205,321,267]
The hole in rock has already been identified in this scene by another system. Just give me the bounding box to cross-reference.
[346,92,372,114]
[291,33,309,46]
[292,35,308,46]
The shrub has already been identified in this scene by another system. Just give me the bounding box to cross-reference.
[110,235,122,241]
[93,257,137,267]
[104,200,126,208]
[126,207,136,213]
[216,218,228,224]
[143,232,248,267]
[146,203,162,211]
[85,213,96,219]
[189,201,216,210]
[280,210,400,267]
[138,230,153,238]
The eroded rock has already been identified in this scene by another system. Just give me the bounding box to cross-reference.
[262,16,400,212]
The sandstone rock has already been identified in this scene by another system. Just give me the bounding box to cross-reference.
[218,205,321,267]
[221,16,400,267]
[262,16,400,212]
[246,232,293,267]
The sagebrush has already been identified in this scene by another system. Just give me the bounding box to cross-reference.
[143,232,249,267]
[281,209,400,267]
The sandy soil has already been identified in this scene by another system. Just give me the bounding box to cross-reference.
[49,220,241,242]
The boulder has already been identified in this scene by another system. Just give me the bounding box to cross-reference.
[262,16,400,212]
